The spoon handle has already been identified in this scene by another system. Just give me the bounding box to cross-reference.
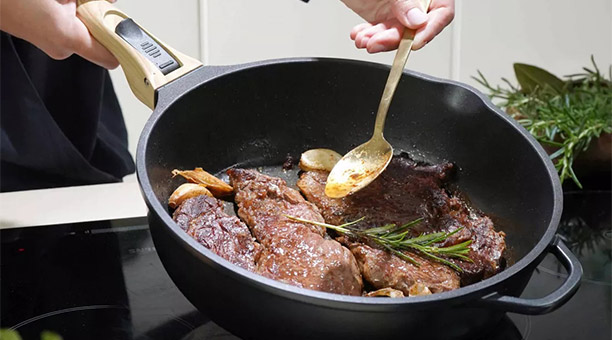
[373,0,431,137]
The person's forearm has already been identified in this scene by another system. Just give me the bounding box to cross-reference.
[1,0,119,69]
[0,0,49,52]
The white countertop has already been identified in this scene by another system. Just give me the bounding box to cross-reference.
[0,175,148,229]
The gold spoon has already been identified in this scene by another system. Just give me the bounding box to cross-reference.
[325,0,431,198]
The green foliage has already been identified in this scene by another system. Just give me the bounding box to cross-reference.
[0,330,22,340]
[40,331,63,340]
[474,56,612,187]
[0,330,63,340]
[514,63,566,94]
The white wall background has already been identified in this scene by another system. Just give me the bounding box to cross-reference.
[110,0,612,168]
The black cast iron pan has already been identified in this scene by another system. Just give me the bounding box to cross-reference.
[77,2,583,339]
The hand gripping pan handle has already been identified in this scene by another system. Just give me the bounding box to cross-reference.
[77,0,202,109]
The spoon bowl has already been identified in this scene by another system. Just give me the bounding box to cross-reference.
[324,135,393,198]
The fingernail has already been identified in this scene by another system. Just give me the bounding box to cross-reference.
[369,44,386,53]
[406,8,427,26]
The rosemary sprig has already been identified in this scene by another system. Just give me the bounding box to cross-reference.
[286,215,472,272]
[473,56,612,188]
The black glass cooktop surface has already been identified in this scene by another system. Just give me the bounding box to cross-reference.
[2,190,610,340]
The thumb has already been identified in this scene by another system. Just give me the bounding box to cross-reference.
[391,0,429,29]
[71,17,120,69]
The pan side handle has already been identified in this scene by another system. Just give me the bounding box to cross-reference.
[478,237,583,315]
[77,0,202,109]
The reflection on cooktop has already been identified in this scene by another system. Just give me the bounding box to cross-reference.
[1,190,610,340]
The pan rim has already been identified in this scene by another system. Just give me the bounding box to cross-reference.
[136,57,563,309]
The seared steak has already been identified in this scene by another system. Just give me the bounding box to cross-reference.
[174,194,217,231]
[172,195,259,271]
[297,155,506,286]
[349,240,460,293]
[228,168,363,296]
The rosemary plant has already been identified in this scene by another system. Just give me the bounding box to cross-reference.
[286,215,472,272]
[473,56,612,188]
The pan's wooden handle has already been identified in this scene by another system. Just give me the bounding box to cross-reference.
[76,0,202,109]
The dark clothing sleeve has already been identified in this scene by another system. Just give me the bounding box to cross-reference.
[1,33,135,192]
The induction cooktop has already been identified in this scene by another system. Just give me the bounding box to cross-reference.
[1,190,610,340]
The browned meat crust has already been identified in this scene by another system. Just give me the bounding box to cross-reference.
[173,194,215,231]
[228,168,363,296]
[297,155,506,287]
[349,240,460,293]
[172,195,260,272]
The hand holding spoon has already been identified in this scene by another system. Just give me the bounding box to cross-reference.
[324,0,431,198]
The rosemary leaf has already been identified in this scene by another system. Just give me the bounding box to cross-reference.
[475,57,611,187]
[286,215,472,272]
